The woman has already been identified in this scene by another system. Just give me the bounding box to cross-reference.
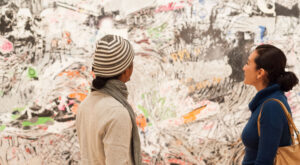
[241,44,299,165]
[76,35,141,165]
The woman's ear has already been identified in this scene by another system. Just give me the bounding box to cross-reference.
[257,68,267,80]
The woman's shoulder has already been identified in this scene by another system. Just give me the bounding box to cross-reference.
[260,98,288,121]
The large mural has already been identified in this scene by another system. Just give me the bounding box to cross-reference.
[1,0,300,164]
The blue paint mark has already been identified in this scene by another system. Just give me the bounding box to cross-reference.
[199,0,205,4]
[192,8,207,19]
[259,26,266,42]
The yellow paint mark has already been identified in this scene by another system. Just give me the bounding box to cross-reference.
[178,49,190,61]
[188,85,195,93]
[170,53,178,62]
[196,82,204,89]
[194,47,201,56]
[213,77,221,83]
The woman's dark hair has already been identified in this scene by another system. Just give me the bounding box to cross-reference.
[254,44,298,92]
[92,67,120,90]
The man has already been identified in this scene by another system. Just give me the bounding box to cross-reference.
[76,34,141,165]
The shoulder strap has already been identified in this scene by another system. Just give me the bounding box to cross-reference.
[257,98,300,145]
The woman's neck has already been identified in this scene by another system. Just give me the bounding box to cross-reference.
[255,82,267,92]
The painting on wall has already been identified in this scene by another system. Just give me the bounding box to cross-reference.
[1,0,300,164]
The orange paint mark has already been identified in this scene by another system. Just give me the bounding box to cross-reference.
[182,105,207,124]
[176,140,182,145]
[58,70,80,78]
[91,71,95,78]
[81,66,86,71]
[136,114,147,131]
[71,103,79,114]
[63,31,72,44]
[68,93,87,102]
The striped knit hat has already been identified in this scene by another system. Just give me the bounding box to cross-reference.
[92,35,134,78]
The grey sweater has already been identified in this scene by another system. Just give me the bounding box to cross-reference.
[76,90,133,165]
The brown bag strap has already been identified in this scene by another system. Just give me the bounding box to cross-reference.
[257,98,300,145]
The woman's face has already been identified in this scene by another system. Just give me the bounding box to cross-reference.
[124,63,133,82]
[243,51,260,86]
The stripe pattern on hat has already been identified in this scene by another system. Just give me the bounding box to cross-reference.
[92,35,134,78]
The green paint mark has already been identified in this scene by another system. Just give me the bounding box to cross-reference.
[22,117,54,127]
[147,23,168,39]
[11,114,20,119]
[158,97,166,106]
[28,67,37,78]
[0,91,3,96]
[137,105,149,118]
[141,94,145,100]
[0,125,6,131]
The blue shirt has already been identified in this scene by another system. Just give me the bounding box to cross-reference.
[241,84,292,165]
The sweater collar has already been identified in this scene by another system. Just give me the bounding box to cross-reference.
[249,84,282,112]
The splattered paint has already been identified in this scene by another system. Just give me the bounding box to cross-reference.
[1,0,300,164]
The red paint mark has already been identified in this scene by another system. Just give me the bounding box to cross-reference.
[168,158,186,164]
[203,123,214,130]
[1,40,13,53]
[136,52,150,57]
[38,125,48,130]
[155,2,185,13]
[134,39,150,45]
[4,136,12,140]
[142,158,151,163]
[50,140,53,145]
[58,104,66,111]
[26,148,31,154]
